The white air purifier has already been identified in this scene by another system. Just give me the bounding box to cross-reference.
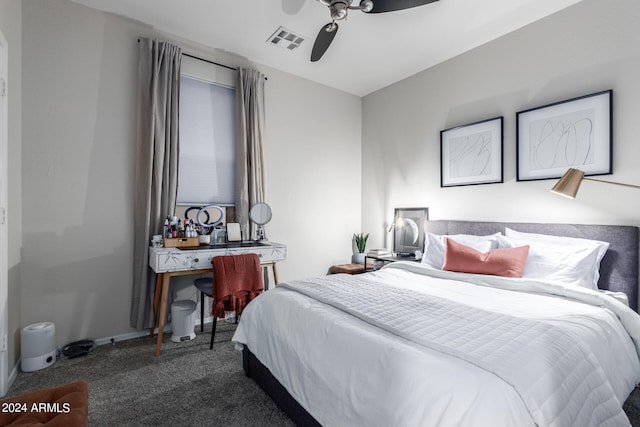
[21,322,56,372]
[170,300,197,343]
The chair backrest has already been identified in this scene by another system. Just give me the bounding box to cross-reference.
[211,253,264,318]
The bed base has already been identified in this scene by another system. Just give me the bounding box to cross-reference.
[243,346,321,426]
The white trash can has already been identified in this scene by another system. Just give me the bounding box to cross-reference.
[21,322,56,372]
[170,300,197,343]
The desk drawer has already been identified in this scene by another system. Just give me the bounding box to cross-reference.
[149,243,287,273]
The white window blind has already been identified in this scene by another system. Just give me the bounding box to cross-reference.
[177,75,235,205]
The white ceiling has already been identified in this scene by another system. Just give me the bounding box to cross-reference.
[69,0,583,96]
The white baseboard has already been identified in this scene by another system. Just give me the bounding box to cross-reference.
[93,317,214,346]
[1,362,19,397]
[2,317,215,396]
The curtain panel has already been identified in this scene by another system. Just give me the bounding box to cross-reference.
[131,38,182,329]
[235,67,267,240]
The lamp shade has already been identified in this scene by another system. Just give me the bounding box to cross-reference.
[550,168,585,199]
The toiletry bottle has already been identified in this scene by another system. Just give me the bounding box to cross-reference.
[164,219,171,238]
[185,219,191,237]
[177,219,183,238]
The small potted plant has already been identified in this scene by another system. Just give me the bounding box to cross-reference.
[352,232,369,264]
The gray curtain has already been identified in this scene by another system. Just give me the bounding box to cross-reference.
[235,68,267,240]
[131,38,182,329]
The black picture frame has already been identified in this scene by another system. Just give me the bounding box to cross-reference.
[516,90,613,181]
[440,116,503,187]
[393,208,429,256]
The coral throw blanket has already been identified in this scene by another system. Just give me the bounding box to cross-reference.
[212,254,264,319]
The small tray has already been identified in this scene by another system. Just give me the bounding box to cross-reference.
[163,237,199,248]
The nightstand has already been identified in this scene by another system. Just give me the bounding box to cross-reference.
[329,263,367,274]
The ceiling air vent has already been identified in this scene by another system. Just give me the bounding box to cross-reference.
[267,27,305,51]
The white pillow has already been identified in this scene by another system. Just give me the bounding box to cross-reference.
[497,233,609,289]
[505,228,609,260]
[422,232,501,270]
[505,228,609,286]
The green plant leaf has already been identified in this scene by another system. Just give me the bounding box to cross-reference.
[353,232,369,253]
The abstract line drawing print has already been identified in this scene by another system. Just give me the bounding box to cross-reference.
[448,130,493,178]
[529,108,594,172]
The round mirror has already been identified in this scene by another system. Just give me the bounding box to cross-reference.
[249,202,272,225]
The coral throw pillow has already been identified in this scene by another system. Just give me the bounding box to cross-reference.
[443,238,529,278]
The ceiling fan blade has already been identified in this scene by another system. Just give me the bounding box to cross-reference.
[311,22,338,62]
[282,0,305,15]
[368,0,439,13]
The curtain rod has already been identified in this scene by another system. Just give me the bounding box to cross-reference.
[137,38,266,80]
[183,52,267,80]
[183,53,236,72]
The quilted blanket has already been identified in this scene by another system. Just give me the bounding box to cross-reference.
[279,272,632,427]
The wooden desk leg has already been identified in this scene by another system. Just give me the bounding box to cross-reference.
[155,274,171,357]
[150,273,163,337]
[272,263,279,285]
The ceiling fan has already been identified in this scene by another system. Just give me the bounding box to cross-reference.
[310,0,440,62]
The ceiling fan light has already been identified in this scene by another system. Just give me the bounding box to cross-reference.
[325,22,338,32]
[330,1,349,20]
[360,0,374,12]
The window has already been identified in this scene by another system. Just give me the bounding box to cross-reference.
[177,74,235,205]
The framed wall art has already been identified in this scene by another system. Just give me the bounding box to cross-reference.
[516,90,612,181]
[392,207,428,256]
[440,116,503,187]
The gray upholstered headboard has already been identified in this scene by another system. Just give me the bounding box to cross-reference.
[426,220,640,311]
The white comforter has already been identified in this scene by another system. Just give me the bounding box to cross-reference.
[232,262,640,427]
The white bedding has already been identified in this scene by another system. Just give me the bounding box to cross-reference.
[232,262,640,427]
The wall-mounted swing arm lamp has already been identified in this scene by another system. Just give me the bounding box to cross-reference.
[551,168,640,199]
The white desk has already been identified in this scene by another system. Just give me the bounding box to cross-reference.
[148,241,286,356]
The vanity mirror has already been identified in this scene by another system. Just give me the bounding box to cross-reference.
[249,202,272,241]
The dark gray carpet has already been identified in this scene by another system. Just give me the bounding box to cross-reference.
[625,387,640,427]
[6,322,294,426]
[7,321,640,426]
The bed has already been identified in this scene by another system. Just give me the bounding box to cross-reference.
[232,220,640,426]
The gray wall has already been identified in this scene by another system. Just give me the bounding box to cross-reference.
[0,0,22,383]
[21,0,361,345]
[362,0,640,249]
